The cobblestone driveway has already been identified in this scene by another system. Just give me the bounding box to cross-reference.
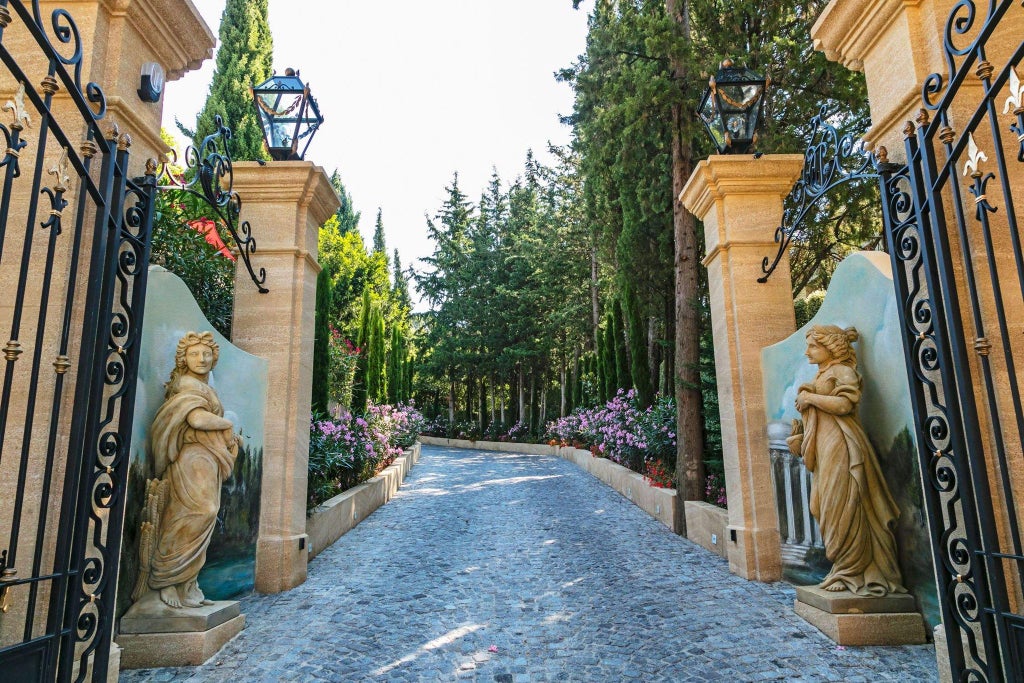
[122,445,938,682]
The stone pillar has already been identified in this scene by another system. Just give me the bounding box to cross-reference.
[680,155,804,582]
[230,162,339,594]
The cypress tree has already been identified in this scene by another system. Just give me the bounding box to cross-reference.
[387,326,402,405]
[311,268,332,415]
[367,308,387,404]
[351,288,372,414]
[612,300,630,392]
[372,208,387,255]
[595,331,607,403]
[623,282,654,407]
[330,170,361,234]
[190,0,273,161]
[602,315,617,399]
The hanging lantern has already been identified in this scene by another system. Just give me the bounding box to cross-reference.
[698,59,768,155]
[251,68,324,161]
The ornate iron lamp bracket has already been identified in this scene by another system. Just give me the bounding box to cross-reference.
[156,115,268,293]
[758,105,894,283]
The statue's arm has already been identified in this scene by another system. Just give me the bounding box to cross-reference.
[186,407,235,432]
[796,390,854,416]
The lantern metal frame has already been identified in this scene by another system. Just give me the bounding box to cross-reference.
[698,60,769,155]
[251,68,324,161]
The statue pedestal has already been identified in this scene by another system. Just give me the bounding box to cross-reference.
[118,593,245,668]
[794,585,927,645]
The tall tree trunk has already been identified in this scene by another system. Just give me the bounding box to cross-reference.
[448,375,455,425]
[489,373,496,425]
[560,357,567,417]
[500,383,506,425]
[648,316,660,399]
[518,364,525,426]
[668,0,704,537]
[529,369,537,432]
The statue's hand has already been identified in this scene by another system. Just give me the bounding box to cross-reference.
[795,391,813,411]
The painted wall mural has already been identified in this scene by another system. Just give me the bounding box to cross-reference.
[761,252,939,630]
[117,267,268,620]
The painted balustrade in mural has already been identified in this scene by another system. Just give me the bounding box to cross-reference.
[768,435,822,571]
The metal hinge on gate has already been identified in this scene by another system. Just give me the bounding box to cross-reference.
[0,549,16,613]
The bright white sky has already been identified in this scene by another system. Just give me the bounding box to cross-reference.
[162,1,590,309]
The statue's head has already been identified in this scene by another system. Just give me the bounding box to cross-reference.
[166,332,220,394]
[805,324,859,367]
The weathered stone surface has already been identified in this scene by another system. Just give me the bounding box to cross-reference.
[121,444,936,682]
[120,595,241,634]
[685,501,729,559]
[119,614,245,669]
[794,600,927,646]
[796,585,918,615]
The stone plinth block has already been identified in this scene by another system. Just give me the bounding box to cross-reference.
[794,586,927,645]
[118,595,245,668]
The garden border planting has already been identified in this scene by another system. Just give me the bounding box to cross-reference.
[306,443,421,560]
[418,436,678,532]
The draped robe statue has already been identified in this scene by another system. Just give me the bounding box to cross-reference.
[786,325,906,597]
[131,331,240,609]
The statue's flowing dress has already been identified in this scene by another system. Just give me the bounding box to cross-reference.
[796,361,906,596]
[147,375,237,591]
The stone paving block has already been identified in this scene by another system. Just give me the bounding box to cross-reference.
[120,444,936,682]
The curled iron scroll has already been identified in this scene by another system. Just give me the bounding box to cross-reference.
[758,105,888,283]
[157,115,268,293]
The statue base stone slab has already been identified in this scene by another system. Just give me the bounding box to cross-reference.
[794,585,927,646]
[118,592,245,669]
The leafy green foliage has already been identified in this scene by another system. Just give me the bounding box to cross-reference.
[312,268,332,414]
[150,189,235,338]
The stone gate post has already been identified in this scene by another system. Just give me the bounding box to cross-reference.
[229,162,339,594]
[680,155,804,582]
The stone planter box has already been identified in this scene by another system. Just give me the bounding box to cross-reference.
[305,443,421,560]
[417,436,678,533]
[684,500,729,559]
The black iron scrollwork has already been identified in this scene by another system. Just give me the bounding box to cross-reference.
[157,115,268,293]
[758,105,889,283]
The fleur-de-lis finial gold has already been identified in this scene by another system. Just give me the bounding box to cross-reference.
[3,82,30,130]
[49,148,69,192]
[962,134,988,178]
[1004,66,1024,115]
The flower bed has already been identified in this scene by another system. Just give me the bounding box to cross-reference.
[307,402,424,510]
[546,390,678,488]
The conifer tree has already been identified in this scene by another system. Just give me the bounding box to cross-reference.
[392,249,412,314]
[387,326,403,405]
[352,288,372,414]
[611,299,630,393]
[189,0,273,160]
[367,308,387,403]
[602,315,617,398]
[623,282,654,407]
[311,268,332,415]
[372,208,387,256]
[330,170,361,234]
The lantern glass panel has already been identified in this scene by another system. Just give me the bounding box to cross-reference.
[252,71,323,161]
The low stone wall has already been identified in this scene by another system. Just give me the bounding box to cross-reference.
[417,436,678,533]
[306,443,421,560]
[684,501,729,559]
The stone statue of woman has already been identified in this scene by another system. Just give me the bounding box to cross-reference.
[786,324,906,597]
[131,331,240,609]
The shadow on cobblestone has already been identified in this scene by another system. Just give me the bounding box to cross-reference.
[120,445,938,682]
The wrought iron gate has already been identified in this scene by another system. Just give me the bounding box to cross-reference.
[0,1,155,680]
[879,0,1024,679]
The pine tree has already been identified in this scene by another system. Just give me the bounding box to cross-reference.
[372,208,387,255]
[311,268,332,415]
[189,0,273,161]
[392,249,412,313]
